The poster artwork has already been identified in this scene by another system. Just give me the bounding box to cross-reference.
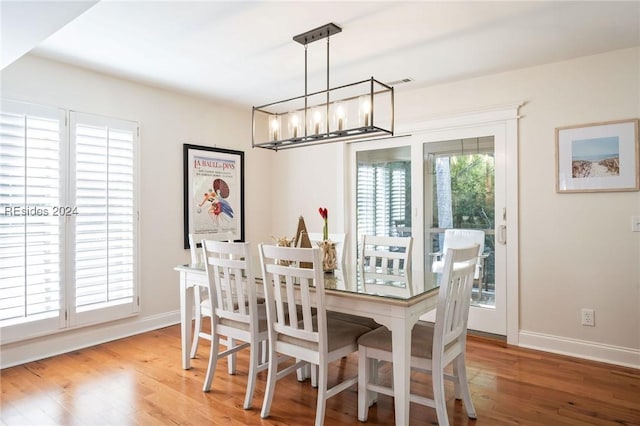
[192,155,239,235]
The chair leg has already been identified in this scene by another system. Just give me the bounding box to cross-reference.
[260,340,268,364]
[228,338,236,374]
[243,339,260,409]
[311,364,318,388]
[357,348,370,421]
[261,348,279,419]
[452,359,461,400]
[190,290,202,358]
[202,331,219,392]
[433,363,450,426]
[296,360,309,381]
[455,354,477,419]
[369,359,379,406]
[314,362,328,426]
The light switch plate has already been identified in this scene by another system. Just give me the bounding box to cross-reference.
[632,216,640,232]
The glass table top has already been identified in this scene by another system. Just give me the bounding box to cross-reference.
[177,263,438,302]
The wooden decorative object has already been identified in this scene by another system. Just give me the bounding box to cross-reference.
[317,240,337,272]
[294,216,313,268]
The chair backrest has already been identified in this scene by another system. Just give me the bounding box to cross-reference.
[202,240,260,329]
[433,245,478,354]
[189,232,233,264]
[306,232,346,269]
[258,244,327,353]
[359,235,413,273]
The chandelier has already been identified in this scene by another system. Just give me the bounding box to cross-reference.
[252,23,394,151]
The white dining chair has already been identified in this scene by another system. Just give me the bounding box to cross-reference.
[430,229,487,297]
[258,244,371,426]
[357,245,479,426]
[306,232,346,270]
[359,234,413,273]
[200,240,268,409]
[188,232,234,358]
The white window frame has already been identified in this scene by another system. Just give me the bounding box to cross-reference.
[0,100,140,344]
[0,100,67,342]
[68,111,140,328]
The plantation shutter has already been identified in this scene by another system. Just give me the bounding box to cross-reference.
[69,112,138,326]
[0,100,66,341]
[356,161,408,238]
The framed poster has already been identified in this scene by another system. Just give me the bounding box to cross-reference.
[183,144,244,248]
[555,119,639,193]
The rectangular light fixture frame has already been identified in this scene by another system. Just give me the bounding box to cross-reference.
[252,23,394,151]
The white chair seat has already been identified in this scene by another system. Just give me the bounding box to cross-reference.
[358,322,459,360]
[326,311,380,330]
[217,304,268,333]
[279,316,371,351]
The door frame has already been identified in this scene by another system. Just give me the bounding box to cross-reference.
[345,103,521,344]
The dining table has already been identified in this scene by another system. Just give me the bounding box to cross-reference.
[174,262,438,426]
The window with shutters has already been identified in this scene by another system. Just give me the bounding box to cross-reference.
[0,100,139,343]
[356,146,411,239]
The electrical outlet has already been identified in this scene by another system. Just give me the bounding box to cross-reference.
[581,308,595,326]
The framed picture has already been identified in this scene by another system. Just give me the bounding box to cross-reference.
[183,144,244,248]
[556,119,639,193]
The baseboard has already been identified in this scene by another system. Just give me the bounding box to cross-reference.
[519,330,640,369]
[1,311,181,369]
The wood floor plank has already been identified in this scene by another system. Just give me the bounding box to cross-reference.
[1,324,638,425]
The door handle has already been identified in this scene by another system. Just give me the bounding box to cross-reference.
[498,225,507,245]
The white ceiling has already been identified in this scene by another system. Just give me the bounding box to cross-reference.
[5,1,640,108]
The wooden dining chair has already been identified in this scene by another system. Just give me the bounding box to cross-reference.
[200,240,268,409]
[258,244,371,426]
[359,234,413,273]
[357,245,479,426]
[188,232,233,358]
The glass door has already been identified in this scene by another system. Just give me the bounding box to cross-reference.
[425,137,495,308]
[349,128,510,337]
[423,136,506,335]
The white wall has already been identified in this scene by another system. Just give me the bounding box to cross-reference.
[271,47,640,367]
[0,55,274,367]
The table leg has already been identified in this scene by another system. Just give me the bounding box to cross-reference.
[180,273,194,370]
[391,317,412,426]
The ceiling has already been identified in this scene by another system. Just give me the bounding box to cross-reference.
[4,1,640,108]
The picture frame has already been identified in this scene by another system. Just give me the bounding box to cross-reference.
[555,119,639,193]
[183,144,245,248]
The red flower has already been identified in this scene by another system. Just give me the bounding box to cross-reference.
[319,207,329,240]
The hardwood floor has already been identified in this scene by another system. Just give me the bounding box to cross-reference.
[1,324,639,425]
